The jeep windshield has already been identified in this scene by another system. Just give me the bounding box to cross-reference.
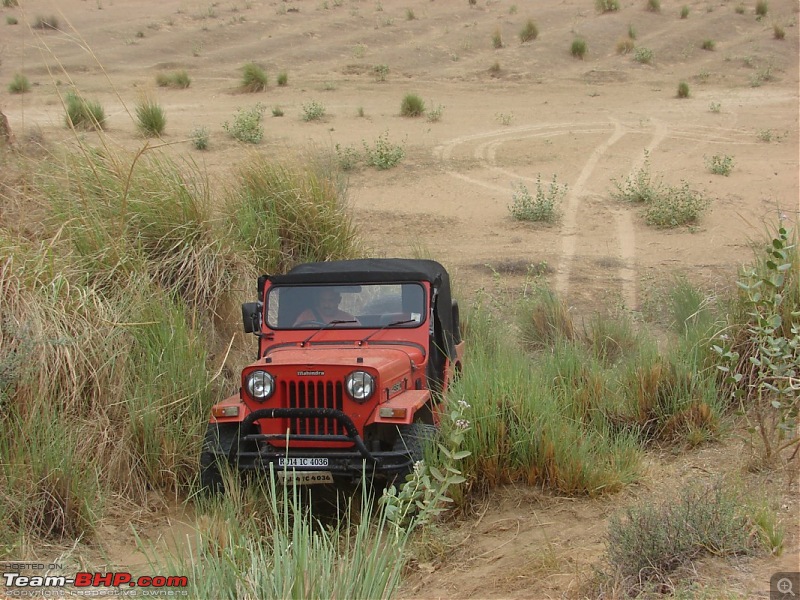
[266,283,426,330]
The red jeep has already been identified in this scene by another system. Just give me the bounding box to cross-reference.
[201,258,464,491]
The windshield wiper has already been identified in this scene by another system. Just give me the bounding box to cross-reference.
[359,318,417,345]
[301,319,358,346]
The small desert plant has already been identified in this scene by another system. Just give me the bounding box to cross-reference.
[301,100,326,121]
[3,0,20,7]
[644,182,709,228]
[571,37,588,59]
[612,150,662,204]
[489,61,502,75]
[190,126,209,150]
[701,39,715,50]
[596,0,620,12]
[496,112,514,125]
[757,129,774,142]
[735,2,746,13]
[628,24,637,39]
[356,106,365,118]
[709,101,721,113]
[634,47,654,63]
[135,98,166,137]
[705,153,734,176]
[32,15,59,30]
[373,64,389,82]
[400,93,425,117]
[156,70,191,89]
[616,38,635,54]
[680,5,689,18]
[8,73,30,94]
[405,8,415,20]
[7,16,18,25]
[519,19,538,43]
[676,81,690,98]
[427,104,444,123]
[773,23,785,40]
[271,106,284,117]
[335,143,362,171]
[750,65,775,87]
[363,131,405,169]
[276,71,288,86]
[222,102,265,143]
[240,62,268,92]
[64,92,106,130]
[646,0,661,12]
[509,175,567,223]
[755,0,768,17]
[492,28,503,49]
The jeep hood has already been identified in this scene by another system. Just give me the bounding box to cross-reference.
[259,345,423,376]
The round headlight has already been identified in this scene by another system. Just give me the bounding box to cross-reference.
[246,370,275,402]
[345,371,375,402]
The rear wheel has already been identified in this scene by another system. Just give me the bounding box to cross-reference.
[199,423,240,494]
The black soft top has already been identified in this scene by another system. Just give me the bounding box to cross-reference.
[268,259,457,359]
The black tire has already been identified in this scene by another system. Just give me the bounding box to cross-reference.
[199,423,240,494]
[392,422,438,480]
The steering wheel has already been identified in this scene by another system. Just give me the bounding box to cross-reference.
[295,319,326,327]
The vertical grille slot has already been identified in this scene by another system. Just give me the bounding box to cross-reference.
[286,380,344,437]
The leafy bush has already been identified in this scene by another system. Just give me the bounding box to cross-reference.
[634,47,654,64]
[606,483,765,593]
[596,0,620,12]
[135,99,166,137]
[644,182,708,228]
[156,70,191,89]
[190,126,209,150]
[335,143,362,171]
[427,104,444,123]
[400,93,425,117]
[519,19,538,43]
[373,64,389,82]
[8,73,30,94]
[677,81,690,98]
[611,150,662,204]
[363,131,405,169]
[240,62,268,92]
[301,100,326,122]
[508,175,566,223]
[222,103,265,143]
[705,154,734,176]
[571,37,588,59]
[64,92,106,130]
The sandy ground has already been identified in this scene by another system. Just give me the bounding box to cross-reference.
[1,0,799,597]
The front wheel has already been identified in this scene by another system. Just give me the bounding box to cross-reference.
[392,422,438,480]
[199,423,240,494]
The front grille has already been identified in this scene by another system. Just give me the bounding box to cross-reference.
[284,380,345,436]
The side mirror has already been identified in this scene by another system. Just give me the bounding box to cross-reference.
[242,301,263,334]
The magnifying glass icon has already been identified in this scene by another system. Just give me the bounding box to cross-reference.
[778,578,796,596]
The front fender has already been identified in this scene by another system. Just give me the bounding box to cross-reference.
[367,390,431,425]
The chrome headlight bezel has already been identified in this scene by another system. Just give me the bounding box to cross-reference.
[345,371,375,403]
[246,370,275,402]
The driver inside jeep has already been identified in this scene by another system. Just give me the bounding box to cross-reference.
[294,288,360,326]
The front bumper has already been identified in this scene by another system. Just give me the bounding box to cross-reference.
[222,408,414,480]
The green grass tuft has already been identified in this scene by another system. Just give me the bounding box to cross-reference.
[240,62,268,92]
[571,37,588,59]
[677,80,690,98]
[276,71,288,86]
[8,73,30,94]
[755,0,768,17]
[646,0,661,12]
[135,98,167,137]
[596,0,620,12]
[156,70,191,89]
[64,92,106,130]
[400,93,425,117]
[519,19,538,43]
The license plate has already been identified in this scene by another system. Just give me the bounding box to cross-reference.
[278,457,329,467]
[277,471,334,486]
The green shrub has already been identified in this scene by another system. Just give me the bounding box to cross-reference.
[735,3,745,13]
[571,37,588,59]
[301,100,326,122]
[680,5,689,18]
[709,101,721,113]
[335,143,362,171]
[611,150,662,204]
[6,16,18,25]
[596,0,620,12]
[276,71,288,86]
[2,0,19,7]
[644,182,708,228]
[222,103,265,143]
[646,0,660,12]
[519,19,538,43]
[8,73,30,94]
[773,23,785,40]
[705,154,734,176]
[64,92,106,130]
[427,104,444,123]
[135,99,166,137]
[628,23,637,39]
[373,64,389,81]
[156,70,191,89]
[271,106,284,117]
[509,175,566,223]
[633,47,653,63]
[492,28,503,49]
[240,62,267,92]
[677,80,690,98]
[400,93,425,117]
[755,0,768,17]
[701,39,715,50]
[363,131,405,169]
[606,483,764,592]
[190,126,209,150]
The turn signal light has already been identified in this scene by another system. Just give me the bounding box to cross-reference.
[212,405,240,418]
[379,407,407,419]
